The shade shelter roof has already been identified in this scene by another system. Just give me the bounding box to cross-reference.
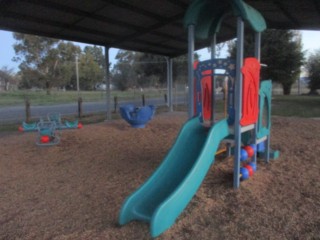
[0,0,319,57]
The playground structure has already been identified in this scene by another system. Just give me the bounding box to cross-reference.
[119,104,155,128]
[47,113,83,130]
[118,0,280,237]
[19,113,82,146]
[19,113,82,132]
[36,121,60,146]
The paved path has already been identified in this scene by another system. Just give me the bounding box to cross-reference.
[0,94,223,123]
[0,97,182,123]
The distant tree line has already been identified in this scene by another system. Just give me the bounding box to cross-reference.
[112,50,199,91]
[0,30,319,95]
[12,33,105,94]
[228,30,305,95]
[305,49,320,95]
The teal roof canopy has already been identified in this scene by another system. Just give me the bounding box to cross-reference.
[184,0,267,40]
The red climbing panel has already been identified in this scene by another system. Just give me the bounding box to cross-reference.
[193,61,213,121]
[201,71,213,122]
[240,57,260,126]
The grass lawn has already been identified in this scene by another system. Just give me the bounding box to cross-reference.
[272,95,320,118]
[0,89,168,107]
[0,92,319,132]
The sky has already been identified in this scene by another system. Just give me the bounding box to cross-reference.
[1,29,320,72]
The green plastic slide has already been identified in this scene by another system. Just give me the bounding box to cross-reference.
[119,117,230,237]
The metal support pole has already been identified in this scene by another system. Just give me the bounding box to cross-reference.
[253,32,261,164]
[211,34,217,124]
[78,97,82,118]
[211,34,216,59]
[254,32,261,61]
[105,47,111,120]
[187,25,195,118]
[233,17,244,189]
[25,98,30,123]
[75,54,80,97]
[166,57,173,112]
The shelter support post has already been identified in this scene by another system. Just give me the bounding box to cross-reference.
[233,17,244,189]
[75,54,80,96]
[254,32,270,163]
[187,24,195,118]
[210,34,217,59]
[105,47,111,120]
[252,32,261,164]
[254,32,261,61]
[211,34,217,124]
[166,57,173,112]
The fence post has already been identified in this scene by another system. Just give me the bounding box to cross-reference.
[78,97,83,118]
[25,98,30,123]
[142,94,145,106]
[113,96,118,113]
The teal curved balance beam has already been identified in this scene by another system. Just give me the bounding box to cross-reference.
[119,117,230,237]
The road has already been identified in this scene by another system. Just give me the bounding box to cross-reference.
[0,97,187,123]
[0,93,223,123]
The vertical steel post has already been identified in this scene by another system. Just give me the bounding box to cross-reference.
[254,32,270,163]
[211,34,216,59]
[211,34,217,124]
[166,57,173,112]
[169,58,173,112]
[233,17,244,189]
[254,32,261,61]
[253,32,261,164]
[75,54,80,97]
[188,25,195,118]
[105,47,111,120]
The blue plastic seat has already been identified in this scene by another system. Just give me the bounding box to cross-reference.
[120,105,155,128]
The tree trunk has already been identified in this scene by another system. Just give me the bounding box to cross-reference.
[282,83,292,95]
[46,80,51,95]
[5,81,9,91]
[308,89,319,95]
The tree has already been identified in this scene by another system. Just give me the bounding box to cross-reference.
[12,33,104,92]
[305,49,320,94]
[112,50,136,91]
[0,66,18,90]
[112,50,200,90]
[13,33,60,94]
[228,30,304,95]
[54,41,81,89]
[78,50,104,90]
[83,46,105,68]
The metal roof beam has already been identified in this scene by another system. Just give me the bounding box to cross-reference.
[273,1,300,27]
[166,0,189,9]
[104,0,168,22]
[20,0,186,43]
[112,12,185,45]
[3,11,182,53]
[313,0,320,15]
[0,0,14,15]
[2,11,120,39]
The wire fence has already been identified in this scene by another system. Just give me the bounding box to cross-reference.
[0,87,189,126]
[0,82,314,128]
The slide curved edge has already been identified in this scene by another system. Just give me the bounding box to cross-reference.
[119,117,201,225]
[150,119,230,237]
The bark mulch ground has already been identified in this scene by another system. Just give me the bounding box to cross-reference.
[0,112,319,239]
